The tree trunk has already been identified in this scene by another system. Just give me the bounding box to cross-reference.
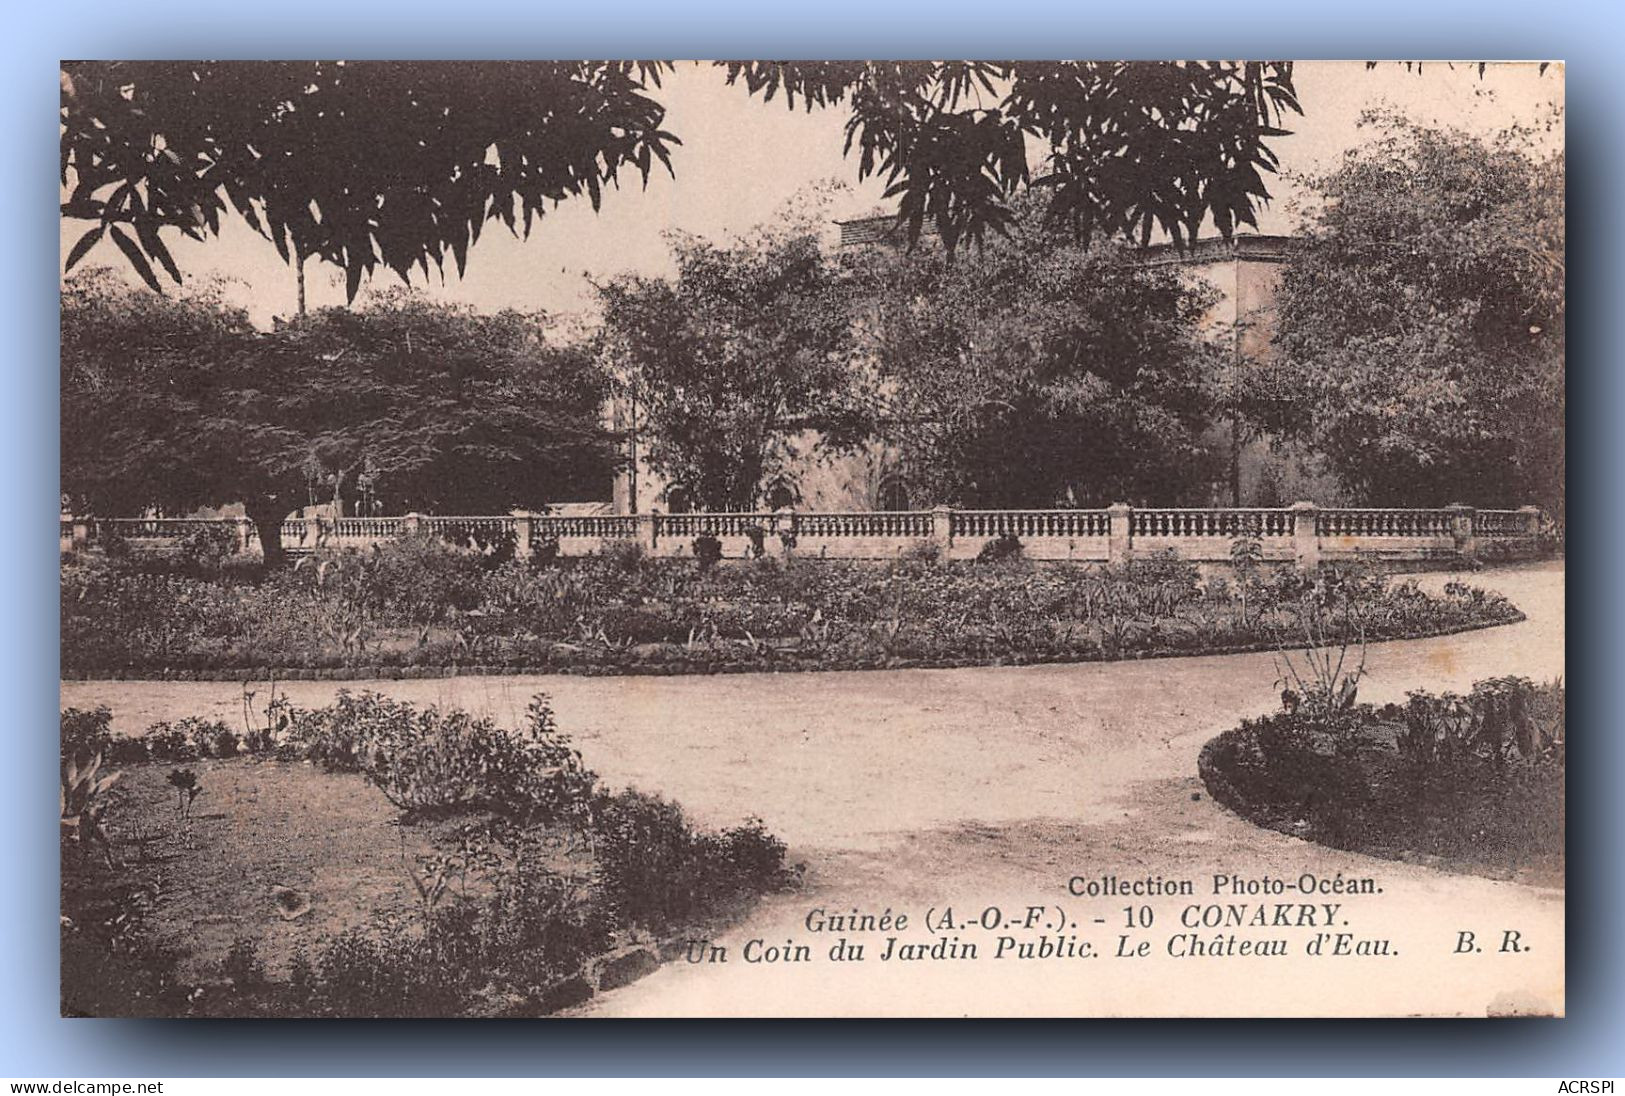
[1230,418,1243,508]
[248,502,288,570]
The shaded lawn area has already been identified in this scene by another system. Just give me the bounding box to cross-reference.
[63,758,573,999]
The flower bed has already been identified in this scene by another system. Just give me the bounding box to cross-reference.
[61,539,1525,679]
[60,695,798,1017]
[1199,677,1564,885]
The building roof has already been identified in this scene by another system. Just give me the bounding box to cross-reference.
[1134,233,1295,267]
[835,214,938,249]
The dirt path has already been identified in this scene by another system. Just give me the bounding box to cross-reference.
[61,562,1565,1017]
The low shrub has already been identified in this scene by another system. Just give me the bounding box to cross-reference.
[142,717,241,761]
[975,532,1024,563]
[598,539,646,574]
[1391,676,1563,777]
[314,927,469,1018]
[61,706,115,766]
[279,691,596,825]
[594,790,796,933]
[899,539,943,564]
[692,533,723,573]
[177,522,241,574]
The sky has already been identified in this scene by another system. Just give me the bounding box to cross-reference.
[58,60,1563,330]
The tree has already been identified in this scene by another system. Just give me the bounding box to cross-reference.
[1248,111,1564,515]
[61,275,617,566]
[851,194,1223,507]
[596,226,872,511]
[61,268,254,513]
[62,61,1301,297]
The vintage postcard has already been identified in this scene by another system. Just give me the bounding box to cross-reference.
[58,59,1564,1017]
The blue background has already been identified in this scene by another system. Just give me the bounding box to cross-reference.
[3,4,1616,1077]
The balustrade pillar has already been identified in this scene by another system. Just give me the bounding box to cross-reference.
[1291,501,1319,571]
[637,512,658,554]
[232,516,252,555]
[1107,503,1133,564]
[1518,505,1543,536]
[402,512,423,539]
[1446,502,1476,562]
[512,512,535,559]
[70,515,91,550]
[931,505,954,549]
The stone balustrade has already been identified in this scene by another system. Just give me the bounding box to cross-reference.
[655,512,768,539]
[953,509,1111,539]
[1317,508,1455,538]
[61,501,1547,569]
[1131,508,1293,538]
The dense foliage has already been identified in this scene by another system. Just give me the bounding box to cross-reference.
[61,536,1522,676]
[63,61,1302,297]
[1254,112,1565,518]
[61,275,616,565]
[61,61,680,300]
[61,692,796,1017]
[597,222,872,510]
[851,195,1223,507]
[1202,675,1563,882]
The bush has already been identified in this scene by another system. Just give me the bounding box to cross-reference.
[899,539,942,564]
[223,937,267,992]
[692,533,723,573]
[1393,676,1563,776]
[315,928,468,1018]
[137,717,240,762]
[976,532,1024,563]
[598,539,646,574]
[592,790,793,932]
[61,706,115,767]
[280,691,597,825]
[1204,675,1565,880]
[177,522,240,573]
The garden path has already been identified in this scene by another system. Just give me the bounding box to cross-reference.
[61,561,1565,1017]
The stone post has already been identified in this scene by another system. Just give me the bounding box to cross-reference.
[1107,503,1133,564]
[636,512,658,555]
[1290,501,1319,571]
[1518,505,1543,536]
[512,512,534,560]
[70,515,91,551]
[931,505,954,551]
[403,512,423,539]
[774,507,798,561]
[232,516,252,555]
[1446,502,1476,563]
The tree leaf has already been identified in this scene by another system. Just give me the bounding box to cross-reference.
[63,226,104,273]
[107,226,162,293]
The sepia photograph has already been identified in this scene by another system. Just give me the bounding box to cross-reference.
[56,59,1565,1018]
